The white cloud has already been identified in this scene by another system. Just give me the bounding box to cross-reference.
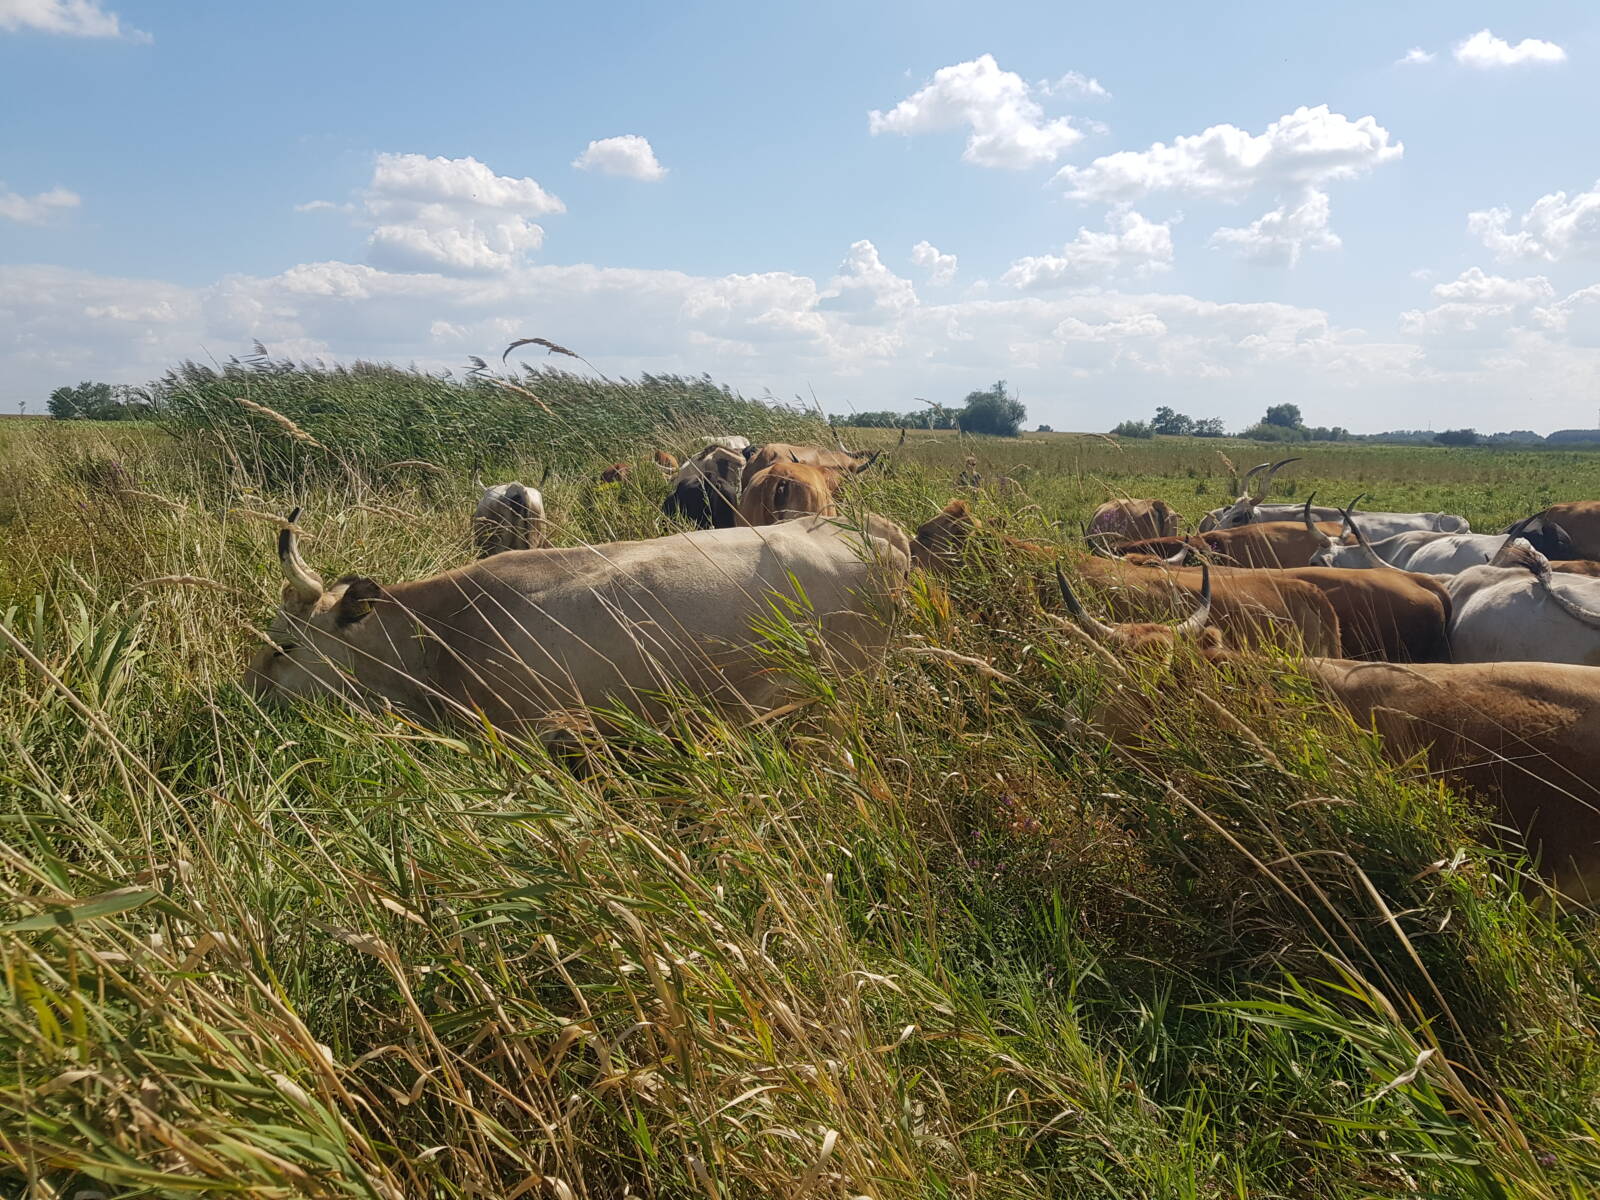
[0,183,79,224]
[293,199,340,214]
[0,0,147,39]
[1002,210,1174,289]
[1398,47,1436,65]
[1430,266,1553,305]
[869,54,1083,169]
[1454,29,1566,69]
[1468,181,1600,262]
[348,153,565,276]
[910,240,957,286]
[1210,188,1340,266]
[1040,70,1110,100]
[572,135,667,181]
[1054,105,1403,203]
[818,240,918,326]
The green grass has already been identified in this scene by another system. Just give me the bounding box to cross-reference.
[1,388,1599,1197]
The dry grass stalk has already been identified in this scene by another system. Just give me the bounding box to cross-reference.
[383,459,445,474]
[124,489,190,513]
[235,397,326,449]
[134,575,259,603]
[489,377,555,415]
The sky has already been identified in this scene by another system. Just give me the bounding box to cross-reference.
[2,0,1599,433]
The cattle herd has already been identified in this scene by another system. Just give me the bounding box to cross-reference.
[246,443,1600,902]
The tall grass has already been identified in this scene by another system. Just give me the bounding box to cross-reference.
[1,395,1598,1196]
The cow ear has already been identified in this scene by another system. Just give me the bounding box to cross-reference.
[336,577,384,626]
[742,444,759,459]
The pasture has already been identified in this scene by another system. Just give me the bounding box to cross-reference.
[2,383,1600,1198]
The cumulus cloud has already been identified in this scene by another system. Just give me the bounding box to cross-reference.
[1454,29,1566,68]
[0,183,79,224]
[0,0,147,39]
[572,135,667,181]
[347,153,565,276]
[1055,105,1402,203]
[1002,210,1174,289]
[1468,181,1600,262]
[1430,266,1553,305]
[910,240,957,286]
[1398,47,1435,65]
[818,240,918,326]
[1210,188,1340,266]
[868,54,1083,169]
[1040,70,1110,100]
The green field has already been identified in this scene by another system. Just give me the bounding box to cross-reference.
[3,378,1599,1198]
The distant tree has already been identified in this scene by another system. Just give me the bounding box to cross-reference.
[1305,426,1352,442]
[1433,428,1480,446]
[1237,422,1308,443]
[1192,417,1226,438]
[1151,406,1195,436]
[837,410,907,429]
[959,380,1027,437]
[49,381,115,420]
[1263,403,1304,429]
[1035,423,1054,433]
[1111,419,1155,439]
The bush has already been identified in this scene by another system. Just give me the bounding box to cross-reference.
[1111,420,1155,438]
[958,380,1027,437]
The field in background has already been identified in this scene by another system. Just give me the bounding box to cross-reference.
[3,376,1600,1198]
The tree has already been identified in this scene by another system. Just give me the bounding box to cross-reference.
[1263,403,1303,429]
[1035,424,1054,433]
[1151,406,1194,436]
[1434,428,1480,446]
[1192,417,1226,438]
[49,381,115,420]
[958,380,1027,437]
[1111,420,1154,439]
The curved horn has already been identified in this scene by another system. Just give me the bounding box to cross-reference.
[1163,543,1191,566]
[1251,456,1301,503]
[1302,492,1333,548]
[1174,560,1212,636]
[1056,563,1120,642]
[789,450,802,463]
[1340,494,1397,570]
[278,506,324,603]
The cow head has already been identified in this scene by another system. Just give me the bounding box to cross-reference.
[1055,559,1223,656]
[663,446,744,528]
[1506,515,1576,560]
[245,509,421,705]
[1211,457,1300,529]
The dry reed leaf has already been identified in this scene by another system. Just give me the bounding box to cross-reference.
[235,398,326,449]
[229,507,307,534]
[383,459,445,474]
[490,377,555,415]
[133,575,259,603]
[900,646,1015,683]
[124,489,189,513]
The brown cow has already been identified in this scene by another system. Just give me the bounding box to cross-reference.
[1553,559,1600,577]
[738,460,839,525]
[1517,503,1600,559]
[910,499,1054,575]
[741,443,881,488]
[1113,498,1349,568]
[1053,575,1600,898]
[1086,499,1182,550]
[600,462,631,484]
[653,449,679,473]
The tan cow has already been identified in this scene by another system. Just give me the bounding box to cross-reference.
[473,481,547,558]
[741,443,881,488]
[738,460,839,526]
[1522,503,1600,559]
[653,449,679,473]
[248,509,910,736]
[599,462,631,484]
[1085,499,1181,551]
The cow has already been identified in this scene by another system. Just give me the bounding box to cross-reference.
[1114,499,1347,568]
[247,508,910,736]
[956,456,982,490]
[1056,559,1224,656]
[1313,504,1574,574]
[1052,574,1600,899]
[740,443,881,489]
[1073,556,1343,658]
[1201,460,1470,537]
[1085,499,1181,551]
[1447,539,1600,666]
[473,480,547,558]
[600,462,631,484]
[662,445,746,529]
[1514,502,1600,559]
[653,450,679,473]
[910,498,1055,576]
[738,460,839,526]
[1553,559,1600,578]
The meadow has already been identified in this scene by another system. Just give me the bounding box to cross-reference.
[1,365,1599,1198]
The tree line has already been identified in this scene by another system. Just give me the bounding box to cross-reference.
[837,381,1028,437]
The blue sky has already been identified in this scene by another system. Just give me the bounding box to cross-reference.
[3,0,1598,432]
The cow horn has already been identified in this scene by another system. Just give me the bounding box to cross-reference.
[1175,560,1212,636]
[1056,563,1120,642]
[278,506,324,603]
[789,450,802,463]
[1340,494,1395,570]
[1302,492,1333,547]
[1250,456,1301,503]
[1163,544,1191,566]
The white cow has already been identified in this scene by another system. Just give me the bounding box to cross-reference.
[247,509,911,735]
[1312,511,1572,575]
[473,480,547,558]
[1202,461,1469,537]
[1448,539,1600,665]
